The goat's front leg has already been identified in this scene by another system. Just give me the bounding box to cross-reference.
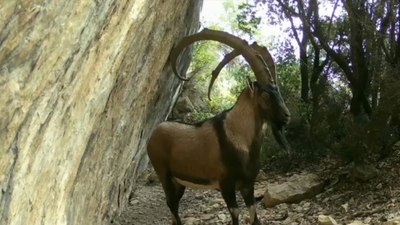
[240,185,261,225]
[220,178,239,225]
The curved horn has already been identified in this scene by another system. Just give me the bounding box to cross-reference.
[251,42,276,84]
[169,29,271,92]
[169,45,191,81]
[207,42,277,99]
[208,49,241,100]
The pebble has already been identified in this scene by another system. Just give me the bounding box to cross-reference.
[347,220,367,225]
[185,217,200,225]
[364,217,372,224]
[293,205,303,212]
[341,203,349,213]
[211,203,220,208]
[318,215,338,225]
[200,213,214,220]
[217,213,227,221]
[303,202,311,208]
[131,200,140,205]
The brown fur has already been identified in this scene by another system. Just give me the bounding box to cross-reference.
[147,86,275,225]
[147,87,268,187]
[224,88,266,154]
[147,120,226,186]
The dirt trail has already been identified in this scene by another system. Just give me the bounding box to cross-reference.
[113,147,400,225]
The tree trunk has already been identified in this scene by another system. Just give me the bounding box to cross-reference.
[300,31,310,102]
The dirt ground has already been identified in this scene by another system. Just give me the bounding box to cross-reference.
[113,145,400,225]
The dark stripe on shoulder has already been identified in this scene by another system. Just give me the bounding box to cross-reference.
[212,110,246,179]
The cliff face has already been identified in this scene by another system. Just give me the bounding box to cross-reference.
[0,1,202,225]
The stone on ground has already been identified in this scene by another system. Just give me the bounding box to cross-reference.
[351,163,379,181]
[383,218,400,225]
[347,220,368,225]
[318,215,338,225]
[263,173,325,207]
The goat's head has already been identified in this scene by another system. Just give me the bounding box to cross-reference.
[170,28,291,150]
[250,82,291,150]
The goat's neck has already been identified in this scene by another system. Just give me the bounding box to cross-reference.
[224,91,264,152]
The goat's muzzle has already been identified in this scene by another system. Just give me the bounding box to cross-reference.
[271,121,290,152]
[271,98,291,151]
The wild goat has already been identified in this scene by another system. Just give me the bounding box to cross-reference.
[147,29,290,225]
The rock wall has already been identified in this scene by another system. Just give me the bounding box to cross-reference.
[0,1,202,225]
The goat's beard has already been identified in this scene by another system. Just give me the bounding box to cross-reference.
[271,122,290,152]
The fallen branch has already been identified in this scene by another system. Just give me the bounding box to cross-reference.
[352,207,385,217]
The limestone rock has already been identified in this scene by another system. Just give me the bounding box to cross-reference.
[175,96,195,114]
[347,220,368,225]
[217,213,227,221]
[256,170,268,181]
[143,168,159,185]
[0,1,202,225]
[351,163,379,181]
[318,215,338,225]
[184,217,201,225]
[180,79,206,108]
[172,79,206,120]
[263,173,325,207]
[383,218,400,225]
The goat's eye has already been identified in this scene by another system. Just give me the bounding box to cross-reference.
[261,92,270,102]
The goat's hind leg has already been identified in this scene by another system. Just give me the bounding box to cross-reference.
[240,185,261,225]
[163,173,186,225]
